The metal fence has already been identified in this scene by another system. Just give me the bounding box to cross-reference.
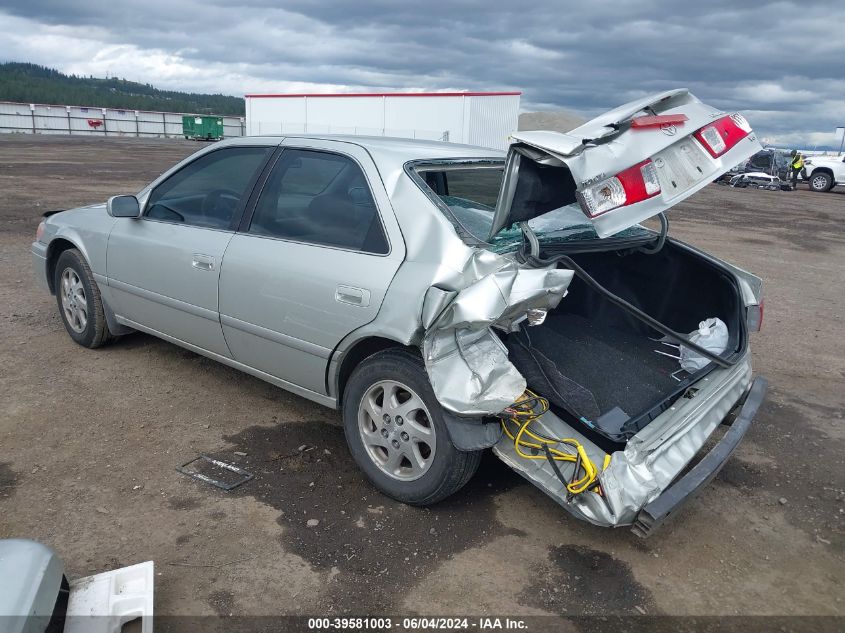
[0,101,245,138]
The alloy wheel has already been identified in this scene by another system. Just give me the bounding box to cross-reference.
[357,380,436,481]
[812,175,829,191]
[60,268,88,333]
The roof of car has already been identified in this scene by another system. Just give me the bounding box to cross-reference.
[218,134,506,171]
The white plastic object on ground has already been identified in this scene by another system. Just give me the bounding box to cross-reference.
[680,317,729,372]
[64,560,154,633]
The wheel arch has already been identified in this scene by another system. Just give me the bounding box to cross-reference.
[331,336,503,451]
[810,166,834,178]
[331,335,416,405]
[45,237,82,295]
[46,237,130,337]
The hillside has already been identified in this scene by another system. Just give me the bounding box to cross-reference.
[0,62,245,115]
[519,110,586,133]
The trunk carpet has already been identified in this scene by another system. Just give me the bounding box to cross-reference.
[513,313,682,418]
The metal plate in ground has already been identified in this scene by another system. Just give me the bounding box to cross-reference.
[176,454,254,491]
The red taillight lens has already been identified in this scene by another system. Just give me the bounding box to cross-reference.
[578,159,661,217]
[36,220,46,242]
[694,114,751,158]
[747,298,764,332]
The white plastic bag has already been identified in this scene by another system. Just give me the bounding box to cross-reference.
[679,317,729,372]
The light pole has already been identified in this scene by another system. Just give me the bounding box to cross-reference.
[837,127,845,156]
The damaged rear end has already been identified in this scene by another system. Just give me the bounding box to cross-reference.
[415,89,767,533]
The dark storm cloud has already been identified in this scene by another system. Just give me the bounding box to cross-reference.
[2,0,843,147]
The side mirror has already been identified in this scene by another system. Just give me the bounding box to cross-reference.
[107,195,141,218]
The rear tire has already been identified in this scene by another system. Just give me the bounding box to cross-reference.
[54,249,112,348]
[342,348,481,505]
[809,171,833,192]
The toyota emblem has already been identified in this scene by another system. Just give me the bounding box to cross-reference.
[660,123,677,136]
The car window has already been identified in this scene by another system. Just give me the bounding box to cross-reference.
[249,149,388,254]
[146,147,271,229]
[278,154,346,195]
[420,165,504,241]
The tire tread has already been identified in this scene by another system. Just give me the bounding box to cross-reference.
[54,248,112,348]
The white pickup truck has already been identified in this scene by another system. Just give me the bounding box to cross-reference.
[803,154,845,192]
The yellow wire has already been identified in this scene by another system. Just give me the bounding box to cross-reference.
[498,391,608,497]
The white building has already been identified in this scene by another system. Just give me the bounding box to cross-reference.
[244,91,521,150]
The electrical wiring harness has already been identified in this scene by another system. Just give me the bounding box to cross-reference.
[498,390,610,499]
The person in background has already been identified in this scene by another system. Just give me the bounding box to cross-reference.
[789,150,807,189]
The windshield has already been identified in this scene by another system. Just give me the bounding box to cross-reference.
[415,163,651,249]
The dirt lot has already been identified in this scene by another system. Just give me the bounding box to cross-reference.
[1,136,843,622]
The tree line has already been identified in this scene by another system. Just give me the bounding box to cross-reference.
[0,62,245,115]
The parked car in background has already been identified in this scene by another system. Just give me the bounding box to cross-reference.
[31,89,767,535]
[743,148,792,180]
[716,149,791,186]
[729,172,787,190]
[715,162,748,184]
[802,154,845,192]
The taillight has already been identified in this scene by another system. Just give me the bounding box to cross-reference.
[578,159,661,217]
[35,220,46,242]
[694,113,752,158]
[747,298,764,332]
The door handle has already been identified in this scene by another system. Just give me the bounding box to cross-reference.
[336,285,371,307]
[192,253,215,271]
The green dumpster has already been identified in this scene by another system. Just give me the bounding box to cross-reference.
[182,115,224,141]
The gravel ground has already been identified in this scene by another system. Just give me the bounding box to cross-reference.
[0,135,842,622]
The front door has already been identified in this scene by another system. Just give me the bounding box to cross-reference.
[107,145,273,356]
[218,141,404,395]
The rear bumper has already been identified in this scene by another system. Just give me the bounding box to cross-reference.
[631,376,768,537]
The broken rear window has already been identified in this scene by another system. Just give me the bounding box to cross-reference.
[415,164,504,241]
[412,161,650,248]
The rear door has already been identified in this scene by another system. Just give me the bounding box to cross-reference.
[107,145,274,356]
[218,139,405,396]
[491,89,763,239]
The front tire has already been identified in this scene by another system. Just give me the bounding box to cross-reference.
[342,349,481,505]
[54,248,112,348]
[809,171,833,192]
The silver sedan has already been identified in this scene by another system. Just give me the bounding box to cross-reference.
[32,89,767,534]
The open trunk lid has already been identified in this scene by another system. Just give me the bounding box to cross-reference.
[490,89,762,239]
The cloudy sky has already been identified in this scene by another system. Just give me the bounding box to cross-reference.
[1,0,844,148]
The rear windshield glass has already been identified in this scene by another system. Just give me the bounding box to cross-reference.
[415,164,650,247]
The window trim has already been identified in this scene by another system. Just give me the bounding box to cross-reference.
[141,145,276,232]
[237,146,392,257]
